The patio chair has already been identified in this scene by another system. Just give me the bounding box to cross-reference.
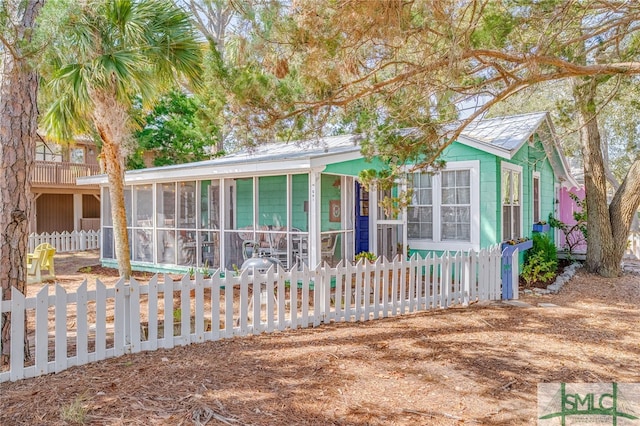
[32,243,56,277]
[321,234,338,265]
[26,245,48,284]
[269,232,289,267]
[242,240,259,260]
[40,243,56,278]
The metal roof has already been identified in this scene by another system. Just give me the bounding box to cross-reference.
[130,133,361,175]
[460,111,548,152]
[78,111,577,187]
[144,111,550,172]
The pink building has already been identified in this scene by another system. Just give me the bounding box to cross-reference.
[557,186,586,254]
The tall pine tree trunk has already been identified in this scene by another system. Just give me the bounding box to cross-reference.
[573,77,640,276]
[92,90,132,279]
[0,0,44,364]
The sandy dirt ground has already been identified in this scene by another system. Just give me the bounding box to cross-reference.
[1,251,639,425]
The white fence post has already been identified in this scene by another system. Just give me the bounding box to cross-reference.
[511,249,519,300]
[1,244,514,384]
[10,288,26,382]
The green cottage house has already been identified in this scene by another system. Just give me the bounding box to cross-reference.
[79,112,578,273]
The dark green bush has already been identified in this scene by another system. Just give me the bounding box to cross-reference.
[530,233,557,267]
[522,233,558,286]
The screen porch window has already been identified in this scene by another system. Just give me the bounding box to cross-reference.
[407,173,433,239]
[502,165,522,241]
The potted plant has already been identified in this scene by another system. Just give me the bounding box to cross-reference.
[501,237,533,254]
[532,220,550,233]
[354,251,377,263]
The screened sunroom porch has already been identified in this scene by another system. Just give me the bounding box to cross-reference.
[99,172,360,273]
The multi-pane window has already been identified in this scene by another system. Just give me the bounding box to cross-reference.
[441,170,471,241]
[70,148,85,164]
[408,167,474,244]
[408,173,433,239]
[502,165,522,240]
[35,142,62,162]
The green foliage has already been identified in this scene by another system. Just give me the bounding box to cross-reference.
[522,233,558,286]
[470,5,516,48]
[199,259,211,278]
[129,90,213,169]
[40,0,203,143]
[531,233,558,266]
[355,251,377,263]
[521,251,557,287]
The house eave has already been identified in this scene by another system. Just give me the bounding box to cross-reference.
[456,135,514,159]
[78,158,331,186]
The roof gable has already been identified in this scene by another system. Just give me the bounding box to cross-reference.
[457,112,578,187]
[458,111,547,154]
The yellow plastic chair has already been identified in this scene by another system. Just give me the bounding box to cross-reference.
[31,243,56,280]
[26,247,47,284]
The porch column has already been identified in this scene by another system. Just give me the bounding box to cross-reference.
[308,169,322,268]
[73,193,83,231]
[370,183,378,254]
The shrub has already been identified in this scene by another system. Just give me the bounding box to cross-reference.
[355,251,377,263]
[522,233,558,286]
[522,251,557,286]
[531,233,558,267]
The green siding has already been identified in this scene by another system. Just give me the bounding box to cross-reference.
[236,178,253,228]
[258,175,287,227]
[292,174,309,231]
[506,138,557,241]
[534,141,557,243]
[233,135,560,267]
[324,157,386,176]
[321,174,342,232]
[405,139,559,267]
[441,142,501,248]
[236,174,310,231]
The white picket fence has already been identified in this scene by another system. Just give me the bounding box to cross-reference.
[0,246,510,383]
[626,232,640,260]
[28,230,100,253]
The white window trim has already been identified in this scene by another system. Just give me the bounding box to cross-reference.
[501,162,523,241]
[408,160,480,252]
[532,171,541,224]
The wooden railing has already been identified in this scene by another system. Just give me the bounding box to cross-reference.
[32,161,101,186]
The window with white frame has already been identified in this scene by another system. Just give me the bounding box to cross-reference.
[407,161,479,250]
[441,170,471,241]
[502,163,522,241]
[407,173,433,239]
[532,172,540,224]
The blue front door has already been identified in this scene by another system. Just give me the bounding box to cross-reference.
[355,182,369,254]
